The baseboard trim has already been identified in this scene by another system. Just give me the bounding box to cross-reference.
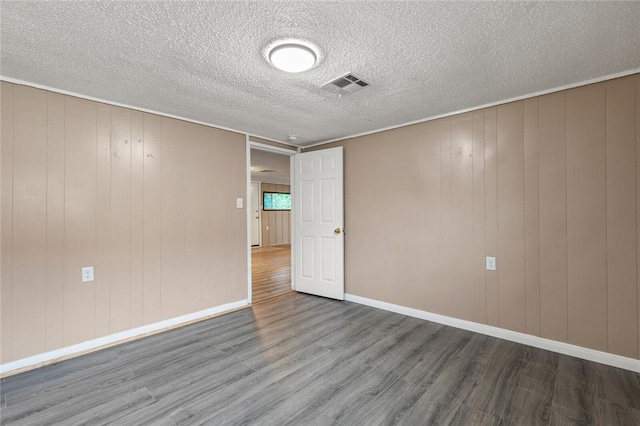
[344,293,640,373]
[0,299,249,377]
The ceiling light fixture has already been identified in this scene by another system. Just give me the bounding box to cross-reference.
[268,43,317,73]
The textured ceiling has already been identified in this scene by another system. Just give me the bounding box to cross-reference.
[250,149,291,184]
[2,2,640,147]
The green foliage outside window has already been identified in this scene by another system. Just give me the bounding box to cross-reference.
[263,192,291,210]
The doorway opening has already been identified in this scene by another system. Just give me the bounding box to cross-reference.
[249,145,294,303]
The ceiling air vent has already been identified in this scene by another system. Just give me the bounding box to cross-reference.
[322,73,370,95]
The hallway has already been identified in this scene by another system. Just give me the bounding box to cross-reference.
[251,244,291,303]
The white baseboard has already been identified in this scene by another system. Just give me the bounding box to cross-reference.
[345,293,640,373]
[0,299,249,376]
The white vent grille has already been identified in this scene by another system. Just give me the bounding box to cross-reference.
[322,73,370,95]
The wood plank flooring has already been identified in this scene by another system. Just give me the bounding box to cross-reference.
[251,244,291,303]
[2,292,640,425]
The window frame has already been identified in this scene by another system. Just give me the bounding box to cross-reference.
[262,191,291,211]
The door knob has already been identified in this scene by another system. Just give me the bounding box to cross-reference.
[334,228,342,235]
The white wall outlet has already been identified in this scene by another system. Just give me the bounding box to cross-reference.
[486,257,496,271]
[266,225,269,231]
[82,266,94,283]
[236,198,243,208]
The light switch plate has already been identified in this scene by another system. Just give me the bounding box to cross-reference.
[486,257,496,271]
[236,198,243,209]
[82,266,94,283]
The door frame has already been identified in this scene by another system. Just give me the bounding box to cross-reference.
[245,136,299,305]
[290,146,345,300]
[250,181,262,247]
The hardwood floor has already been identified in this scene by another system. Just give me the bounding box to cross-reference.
[251,244,291,303]
[2,292,640,425]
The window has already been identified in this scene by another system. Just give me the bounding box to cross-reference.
[263,192,291,211]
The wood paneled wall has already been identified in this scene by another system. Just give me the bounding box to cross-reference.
[0,82,247,364]
[260,183,291,247]
[311,74,640,360]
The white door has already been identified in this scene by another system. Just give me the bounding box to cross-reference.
[293,147,344,300]
[250,182,260,246]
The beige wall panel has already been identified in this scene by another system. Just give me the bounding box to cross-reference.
[278,212,283,245]
[261,185,269,246]
[95,105,112,337]
[223,132,248,302]
[271,211,278,245]
[276,211,283,245]
[341,137,381,299]
[12,86,48,359]
[605,77,637,358]
[355,137,388,302]
[200,132,215,309]
[210,131,233,303]
[523,98,541,337]
[366,134,395,303]
[45,92,66,351]
[268,212,276,246]
[368,131,395,304]
[538,92,568,342]
[283,211,290,244]
[566,84,608,352]
[484,108,500,327]
[450,114,475,321]
[472,111,487,324]
[206,130,228,306]
[440,120,453,316]
[1,82,14,363]
[184,124,205,314]
[385,126,425,308]
[109,107,132,333]
[496,102,526,333]
[197,125,214,311]
[422,122,444,314]
[279,206,284,245]
[280,211,289,244]
[63,97,97,347]
[637,74,640,360]
[142,113,162,324]
[161,118,186,319]
[260,214,267,246]
[130,111,145,328]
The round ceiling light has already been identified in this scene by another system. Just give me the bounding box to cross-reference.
[268,43,317,73]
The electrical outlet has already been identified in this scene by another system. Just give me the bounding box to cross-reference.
[486,257,496,271]
[236,198,243,208]
[82,267,94,283]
